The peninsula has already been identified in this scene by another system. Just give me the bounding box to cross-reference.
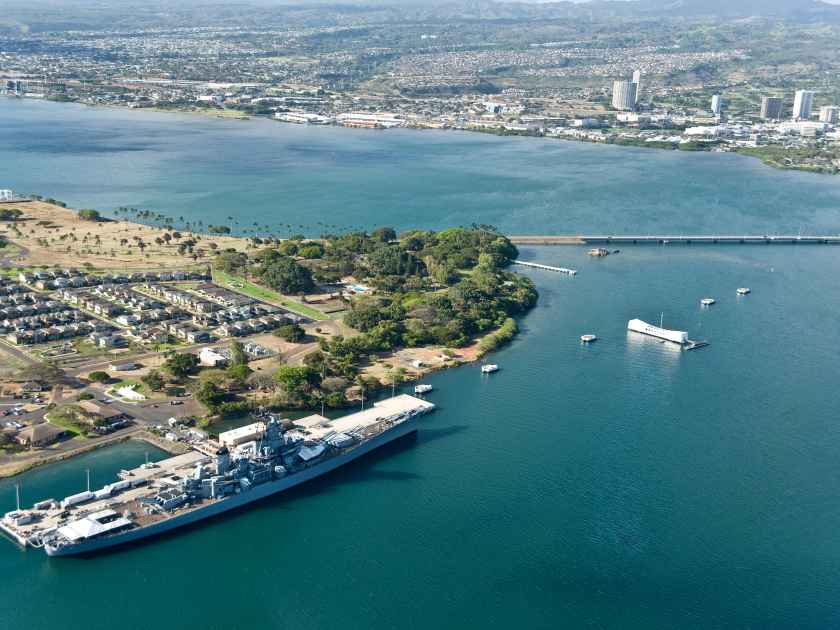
[0,198,536,478]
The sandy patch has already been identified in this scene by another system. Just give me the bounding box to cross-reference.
[0,201,249,271]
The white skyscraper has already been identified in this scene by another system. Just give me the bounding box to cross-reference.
[612,80,637,112]
[632,70,642,105]
[792,90,815,120]
[819,105,839,124]
[711,95,723,116]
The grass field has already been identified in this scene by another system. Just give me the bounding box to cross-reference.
[45,407,87,438]
[212,269,330,320]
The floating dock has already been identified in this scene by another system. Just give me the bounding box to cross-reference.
[511,260,577,275]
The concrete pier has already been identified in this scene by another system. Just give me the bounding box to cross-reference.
[511,260,577,275]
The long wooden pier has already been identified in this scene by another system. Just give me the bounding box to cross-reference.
[510,235,840,245]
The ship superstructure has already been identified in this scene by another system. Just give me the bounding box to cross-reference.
[1,395,434,556]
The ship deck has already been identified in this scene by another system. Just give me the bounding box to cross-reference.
[294,394,435,440]
[3,451,208,544]
[3,395,436,549]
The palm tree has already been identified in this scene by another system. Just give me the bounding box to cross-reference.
[385,367,407,398]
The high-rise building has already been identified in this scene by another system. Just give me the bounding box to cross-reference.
[612,80,637,112]
[632,70,642,105]
[711,95,723,116]
[792,90,815,120]
[760,96,783,120]
[819,105,839,124]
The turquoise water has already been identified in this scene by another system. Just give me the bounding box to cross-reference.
[2,246,840,629]
[2,98,840,235]
[0,440,168,512]
[2,100,840,629]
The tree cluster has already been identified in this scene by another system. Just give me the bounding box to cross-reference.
[252,249,315,294]
[344,266,536,349]
[77,209,102,222]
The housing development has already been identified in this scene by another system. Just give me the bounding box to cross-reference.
[0,198,534,492]
[3,0,840,173]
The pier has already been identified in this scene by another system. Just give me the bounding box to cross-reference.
[511,260,577,275]
[509,235,840,246]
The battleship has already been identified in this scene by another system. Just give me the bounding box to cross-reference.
[1,394,435,556]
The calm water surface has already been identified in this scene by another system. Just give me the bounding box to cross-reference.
[2,98,840,235]
[1,100,840,629]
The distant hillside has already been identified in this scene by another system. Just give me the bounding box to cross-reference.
[596,0,840,19]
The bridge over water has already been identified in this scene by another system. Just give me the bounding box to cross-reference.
[509,235,840,246]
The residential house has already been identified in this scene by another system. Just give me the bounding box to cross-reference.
[16,422,67,447]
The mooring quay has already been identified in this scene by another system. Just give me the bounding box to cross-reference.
[509,235,840,245]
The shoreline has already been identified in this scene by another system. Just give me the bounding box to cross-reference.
[6,95,837,178]
[0,429,184,480]
[0,200,535,477]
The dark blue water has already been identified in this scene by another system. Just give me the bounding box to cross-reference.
[2,99,840,629]
[2,98,840,235]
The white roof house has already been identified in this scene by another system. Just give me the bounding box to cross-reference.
[199,347,227,367]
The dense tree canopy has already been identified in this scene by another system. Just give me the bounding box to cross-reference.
[274,323,306,343]
[88,371,110,383]
[334,227,532,349]
[164,352,199,378]
[254,250,315,294]
[214,249,249,275]
[305,226,518,291]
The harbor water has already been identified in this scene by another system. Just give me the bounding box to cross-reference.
[2,99,840,628]
[3,98,840,236]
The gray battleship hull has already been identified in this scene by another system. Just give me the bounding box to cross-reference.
[45,417,419,556]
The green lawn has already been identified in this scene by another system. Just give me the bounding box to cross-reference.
[45,407,87,438]
[212,269,330,320]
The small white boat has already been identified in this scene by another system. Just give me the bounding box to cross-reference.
[414,384,433,394]
[580,334,597,343]
[481,364,499,374]
[736,287,751,295]
[700,298,716,306]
